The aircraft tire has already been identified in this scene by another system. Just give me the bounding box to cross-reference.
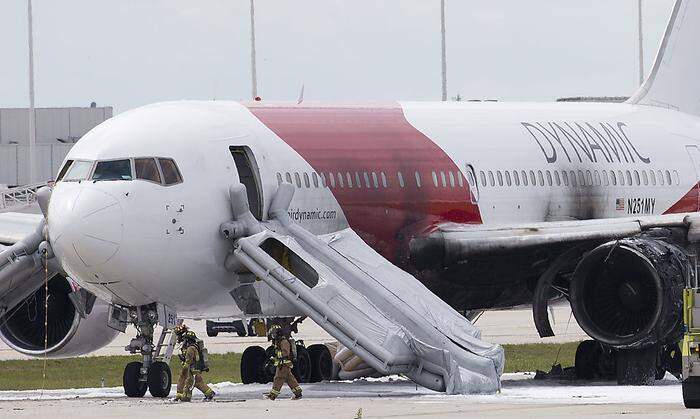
[308,344,333,382]
[574,340,601,380]
[123,361,147,397]
[684,377,700,408]
[241,345,267,384]
[292,345,312,383]
[616,346,656,385]
[147,361,172,398]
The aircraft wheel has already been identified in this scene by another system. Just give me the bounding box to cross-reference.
[123,361,147,397]
[308,344,333,382]
[684,377,700,408]
[241,345,267,384]
[147,361,172,398]
[616,346,656,385]
[574,340,601,379]
[293,345,312,383]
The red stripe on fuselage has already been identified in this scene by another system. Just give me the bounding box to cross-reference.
[247,103,481,262]
[664,181,700,214]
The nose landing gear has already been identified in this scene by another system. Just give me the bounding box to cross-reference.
[120,304,177,398]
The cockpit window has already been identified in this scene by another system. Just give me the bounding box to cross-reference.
[92,159,133,181]
[135,158,162,184]
[62,160,94,181]
[56,160,73,181]
[158,158,183,185]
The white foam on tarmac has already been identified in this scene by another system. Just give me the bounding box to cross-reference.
[0,373,682,405]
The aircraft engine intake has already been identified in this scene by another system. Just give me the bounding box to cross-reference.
[570,237,688,349]
[0,276,118,357]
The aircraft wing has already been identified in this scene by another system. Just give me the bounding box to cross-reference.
[410,212,700,264]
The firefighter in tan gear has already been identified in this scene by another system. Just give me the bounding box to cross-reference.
[264,324,303,400]
[174,324,215,402]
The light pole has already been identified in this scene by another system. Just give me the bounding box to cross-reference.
[250,0,258,100]
[27,0,37,184]
[638,0,644,86]
[440,0,447,101]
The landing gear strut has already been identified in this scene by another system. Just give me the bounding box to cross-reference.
[121,304,176,398]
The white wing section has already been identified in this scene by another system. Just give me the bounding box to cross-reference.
[629,0,700,116]
[411,213,697,263]
[0,213,44,245]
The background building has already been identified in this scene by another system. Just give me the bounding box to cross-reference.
[0,106,112,186]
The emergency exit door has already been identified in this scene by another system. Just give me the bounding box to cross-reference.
[230,146,264,220]
[685,145,700,211]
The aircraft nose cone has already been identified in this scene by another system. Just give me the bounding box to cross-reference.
[49,187,123,268]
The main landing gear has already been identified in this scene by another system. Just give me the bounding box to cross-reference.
[117,304,177,398]
[574,340,681,384]
[239,317,333,385]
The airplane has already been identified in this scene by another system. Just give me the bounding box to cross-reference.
[0,0,699,399]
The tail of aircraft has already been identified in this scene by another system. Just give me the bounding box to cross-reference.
[628,0,700,117]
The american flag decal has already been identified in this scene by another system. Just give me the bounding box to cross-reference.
[616,198,625,211]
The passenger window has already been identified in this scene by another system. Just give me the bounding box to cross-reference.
[158,158,182,185]
[449,172,455,188]
[611,170,617,186]
[650,170,656,185]
[355,172,362,188]
[554,171,561,186]
[440,171,447,188]
[666,170,672,185]
[337,172,344,188]
[497,171,504,186]
[545,170,552,186]
[432,171,439,187]
[626,170,632,186]
[538,170,544,186]
[529,170,536,186]
[577,171,585,186]
[361,172,369,188]
[585,170,593,186]
[505,170,512,187]
[276,173,283,185]
[488,171,495,187]
[303,172,310,188]
[633,170,640,186]
[295,172,302,188]
[93,159,133,181]
[398,171,405,188]
[642,170,648,186]
[346,172,353,188]
[480,171,487,187]
[513,171,520,186]
[593,171,600,186]
[312,172,319,188]
[415,171,422,188]
[674,170,680,185]
[62,160,93,181]
[522,170,528,186]
[328,173,335,188]
[602,170,609,186]
[372,172,379,188]
[381,172,388,188]
[286,172,293,184]
[571,171,577,186]
[658,170,664,185]
[135,158,161,184]
[457,172,464,188]
[618,170,625,186]
[562,170,569,186]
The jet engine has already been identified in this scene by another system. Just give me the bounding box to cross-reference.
[0,276,118,357]
[570,237,688,349]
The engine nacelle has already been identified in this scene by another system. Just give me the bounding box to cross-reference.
[0,276,118,357]
[570,237,689,349]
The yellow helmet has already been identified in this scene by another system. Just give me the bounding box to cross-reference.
[174,324,189,342]
[267,324,282,341]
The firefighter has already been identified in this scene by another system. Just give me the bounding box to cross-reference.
[264,324,302,400]
[174,324,215,402]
